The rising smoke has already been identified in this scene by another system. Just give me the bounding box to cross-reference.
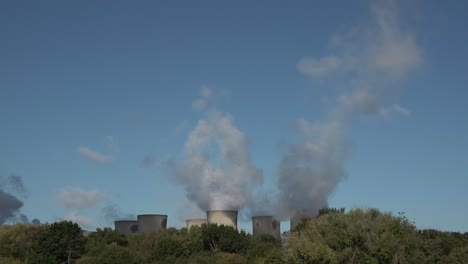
[172,1,422,221]
[0,174,27,225]
[171,88,263,211]
[101,203,135,223]
[276,0,423,219]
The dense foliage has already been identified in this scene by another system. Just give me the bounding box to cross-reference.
[0,208,467,263]
[29,221,85,264]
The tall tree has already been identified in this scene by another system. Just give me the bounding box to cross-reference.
[30,221,85,264]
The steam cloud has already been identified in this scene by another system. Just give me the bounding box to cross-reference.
[76,136,118,164]
[276,0,422,218]
[171,87,263,211]
[171,1,422,222]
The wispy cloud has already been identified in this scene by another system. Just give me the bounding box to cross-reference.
[58,187,110,209]
[76,136,118,164]
[76,147,112,163]
[297,55,342,77]
[192,86,212,111]
[380,104,411,116]
[191,85,232,111]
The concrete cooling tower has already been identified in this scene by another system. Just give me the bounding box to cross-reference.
[252,216,281,240]
[137,214,167,234]
[114,220,138,235]
[290,209,316,230]
[206,210,238,229]
[186,219,207,229]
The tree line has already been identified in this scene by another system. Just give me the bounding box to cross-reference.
[0,208,467,264]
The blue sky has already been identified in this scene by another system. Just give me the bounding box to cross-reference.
[1,0,467,233]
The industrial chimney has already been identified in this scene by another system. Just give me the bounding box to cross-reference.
[114,220,138,235]
[252,216,281,240]
[137,214,167,234]
[185,219,207,230]
[206,210,238,229]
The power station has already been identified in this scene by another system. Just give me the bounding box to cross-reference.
[207,210,238,229]
[114,208,316,238]
[137,214,168,234]
[252,216,281,240]
[114,220,138,235]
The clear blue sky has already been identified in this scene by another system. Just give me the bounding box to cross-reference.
[1,0,467,233]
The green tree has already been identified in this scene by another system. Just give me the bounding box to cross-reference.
[418,229,468,263]
[283,208,421,264]
[30,221,85,264]
[0,223,44,262]
[127,232,160,259]
[246,234,282,262]
[318,208,345,217]
[200,224,250,254]
[85,227,128,256]
[151,227,203,262]
[439,246,468,264]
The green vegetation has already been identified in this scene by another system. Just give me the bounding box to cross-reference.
[1,208,467,263]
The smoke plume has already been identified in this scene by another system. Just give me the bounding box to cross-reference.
[0,174,27,225]
[276,0,423,219]
[101,204,135,223]
[171,87,263,211]
[169,1,422,221]
[0,189,24,225]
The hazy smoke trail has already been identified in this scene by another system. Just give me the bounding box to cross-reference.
[101,204,135,223]
[0,174,27,224]
[276,0,423,219]
[0,189,24,224]
[171,88,263,211]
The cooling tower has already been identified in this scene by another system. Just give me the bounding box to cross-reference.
[252,216,281,240]
[206,210,238,229]
[186,219,207,229]
[114,220,138,235]
[137,214,168,234]
[290,209,316,230]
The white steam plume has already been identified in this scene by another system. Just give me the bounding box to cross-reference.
[171,87,263,211]
[277,0,423,219]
